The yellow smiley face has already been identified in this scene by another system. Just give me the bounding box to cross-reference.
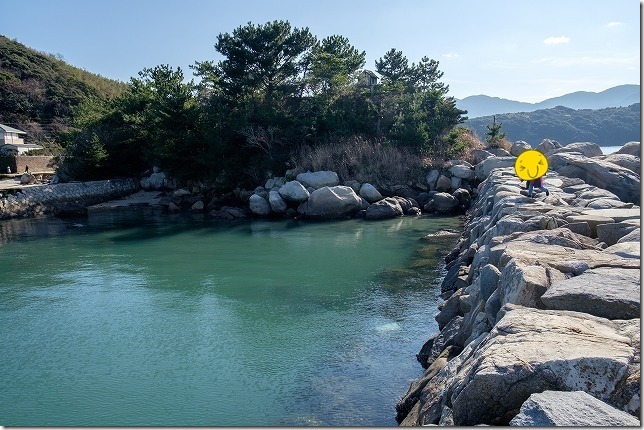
[514,150,549,181]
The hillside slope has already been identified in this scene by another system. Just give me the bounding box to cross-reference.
[457,84,640,118]
[0,35,126,151]
[464,103,640,147]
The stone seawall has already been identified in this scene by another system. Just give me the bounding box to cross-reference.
[396,154,640,425]
[0,178,140,219]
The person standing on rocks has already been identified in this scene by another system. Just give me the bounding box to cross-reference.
[514,149,550,198]
[526,175,549,197]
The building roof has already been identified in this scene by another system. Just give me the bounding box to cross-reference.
[0,124,27,135]
[361,70,379,78]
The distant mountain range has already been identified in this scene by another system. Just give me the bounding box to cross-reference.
[456,84,640,118]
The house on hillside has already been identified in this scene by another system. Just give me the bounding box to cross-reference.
[359,70,379,90]
[0,124,42,155]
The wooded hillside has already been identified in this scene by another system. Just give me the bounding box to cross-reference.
[0,35,126,152]
[464,103,640,147]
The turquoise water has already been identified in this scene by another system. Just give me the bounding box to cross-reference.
[0,209,461,426]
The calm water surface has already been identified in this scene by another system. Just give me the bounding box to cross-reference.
[0,209,461,426]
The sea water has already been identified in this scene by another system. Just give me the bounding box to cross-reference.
[0,209,461,426]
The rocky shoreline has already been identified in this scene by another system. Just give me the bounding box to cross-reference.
[395,141,640,426]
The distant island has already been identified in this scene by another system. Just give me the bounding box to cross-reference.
[463,103,640,147]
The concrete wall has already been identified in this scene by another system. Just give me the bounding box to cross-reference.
[1,155,55,174]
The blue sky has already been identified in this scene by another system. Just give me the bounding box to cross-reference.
[3,0,640,102]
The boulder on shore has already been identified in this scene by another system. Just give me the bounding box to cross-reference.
[297,186,362,219]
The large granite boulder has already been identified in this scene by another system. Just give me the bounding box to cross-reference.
[601,153,640,175]
[446,306,639,425]
[550,141,603,157]
[448,162,475,180]
[510,390,640,426]
[20,173,36,184]
[540,267,640,320]
[432,192,459,213]
[268,190,288,213]
[535,138,562,154]
[297,185,362,219]
[615,141,640,156]
[510,140,532,156]
[148,172,166,190]
[249,193,271,216]
[295,171,339,189]
[278,180,310,203]
[474,157,517,181]
[548,152,640,204]
[359,183,383,203]
[365,197,403,220]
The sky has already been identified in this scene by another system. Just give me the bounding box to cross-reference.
[2,0,641,103]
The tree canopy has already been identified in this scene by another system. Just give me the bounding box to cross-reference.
[52,20,468,187]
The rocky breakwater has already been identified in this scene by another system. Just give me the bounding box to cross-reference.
[0,178,140,219]
[396,140,641,426]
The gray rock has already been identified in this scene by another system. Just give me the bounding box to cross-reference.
[448,163,475,180]
[541,267,640,319]
[450,176,462,190]
[596,222,638,246]
[278,180,310,203]
[536,138,562,154]
[510,140,532,156]
[551,141,603,157]
[436,289,465,329]
[148,172,166,190]
[585,198,634,209]
[549,152,640,204]
[436,175,452,192]
[618,228,640,243]
[359,183,383,203]
[343,179,361,193]
[581,207,641,223]
[298,186,362,219]
[190,200,204,211]
[470,149,493,165]
[601,153,640,175]
[487,147,511,156]
[268,190,288,213]
[564,214,615,237]
[432,192,458,213]
[474,157,517,181]
[603,241,640,259]
[615,141,640,156]
[20,173,36,184]
[479,264,501,302]
[447,306,639,425]
[172,188,191,198]
[295,171,339,189]
[249,193,271,216]
[510,390,640,426]
[365,197,403,220]
[426,169,440,189]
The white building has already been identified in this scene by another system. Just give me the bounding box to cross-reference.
[0,124,42,155]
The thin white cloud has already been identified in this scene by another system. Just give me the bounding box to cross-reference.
[442,52,460,59]
[606,21,623,28]
[543,36,570,45]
